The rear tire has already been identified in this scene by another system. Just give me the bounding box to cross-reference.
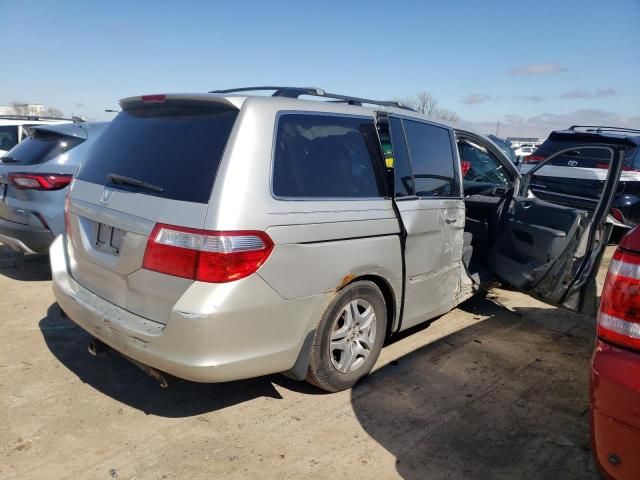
[306,280,387,392]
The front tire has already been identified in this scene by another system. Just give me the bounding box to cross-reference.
[306,280,387,392]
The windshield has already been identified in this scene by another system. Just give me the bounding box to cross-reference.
[1,131,83,164]
[0,126,19,152]
[75,104,238,203]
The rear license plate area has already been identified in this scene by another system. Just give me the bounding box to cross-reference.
[95,222,124,255]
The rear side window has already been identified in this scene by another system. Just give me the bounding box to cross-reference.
[273,114,384,198]
[0,126,19,151]
[75,105,238,204]
[402,120,459,197]
[1,131,83,165]
[389,117,414,197]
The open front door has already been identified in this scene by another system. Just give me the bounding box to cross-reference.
[488,133,635,316]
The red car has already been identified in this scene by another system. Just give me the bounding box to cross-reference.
[591,226,640,480]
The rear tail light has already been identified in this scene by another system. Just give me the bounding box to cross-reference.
[142,223,274,283]
[611,208,624,222]
[597,248,640,351]
[522,154,545,164]
[596,162,638,172]
[9,173,73,191]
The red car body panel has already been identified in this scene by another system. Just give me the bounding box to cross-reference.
[591,226,640,480]
[591,340,640,480]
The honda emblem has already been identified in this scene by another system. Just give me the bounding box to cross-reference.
[100,188,114,205]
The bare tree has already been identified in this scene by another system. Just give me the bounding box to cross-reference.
[10,102,30,116]
[44,107,64,118]
[397,91,459,122]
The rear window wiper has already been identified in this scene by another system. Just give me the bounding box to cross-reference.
[1,156,17,163]
[107,173,164,193]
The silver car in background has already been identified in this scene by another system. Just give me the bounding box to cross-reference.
[50,87,623,392]
[0,122,107,253]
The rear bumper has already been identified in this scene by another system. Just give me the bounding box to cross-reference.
[0,217,54,254]
[50,235,329,383]
[590,339,640,480]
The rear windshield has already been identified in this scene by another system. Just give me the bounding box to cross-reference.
[0,130,83,165]
[75,105,238,203]
[535,139,638,169]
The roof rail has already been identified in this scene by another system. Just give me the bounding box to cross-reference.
[208,86,414,111]
[568,125,640,135]
[0,114,79,122]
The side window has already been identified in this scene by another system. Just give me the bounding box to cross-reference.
[0,126,19,151]
[273,114,384,198]
[388,117,414,197]
[457,140,509,186]
[403,120,459,197]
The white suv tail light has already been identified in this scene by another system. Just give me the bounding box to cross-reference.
[142,223,274,283]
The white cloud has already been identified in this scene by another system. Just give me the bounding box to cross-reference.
[462,94,491,105]
[560,88,617,99]
[459,109,640,139]
[510,63,567,76]
[515,95,544,102]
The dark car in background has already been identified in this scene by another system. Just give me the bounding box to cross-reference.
[486,134,518,164]
[520,126,640,229]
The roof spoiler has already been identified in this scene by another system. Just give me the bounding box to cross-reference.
[23,123,89,140]
[550,130,638,148]
[119,94,241,111]
[568,125,640,135]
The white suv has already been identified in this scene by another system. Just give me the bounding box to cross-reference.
[0,115,74,156]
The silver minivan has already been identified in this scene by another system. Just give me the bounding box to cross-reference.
[50,87,629,392]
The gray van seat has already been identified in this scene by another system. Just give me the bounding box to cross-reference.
[488,197,586,289]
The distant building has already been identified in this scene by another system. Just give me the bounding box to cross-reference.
[507,136,542,148]
[0,104,46,116]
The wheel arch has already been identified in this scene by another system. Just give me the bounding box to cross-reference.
[345,274,398,339]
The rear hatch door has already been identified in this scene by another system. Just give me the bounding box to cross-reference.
[66,95,239,324]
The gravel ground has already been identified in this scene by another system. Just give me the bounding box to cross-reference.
[0,244,610,479]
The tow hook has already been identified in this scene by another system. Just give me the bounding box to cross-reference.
[128,358,173,389]
[88,338,109,357]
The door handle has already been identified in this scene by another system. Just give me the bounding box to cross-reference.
[445,217,457,224]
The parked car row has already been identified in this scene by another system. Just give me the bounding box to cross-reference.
[1,87,638,479]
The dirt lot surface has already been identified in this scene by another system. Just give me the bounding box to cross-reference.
[0,244,611,480]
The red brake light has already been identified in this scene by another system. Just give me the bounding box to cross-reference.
[522,154,545,164]
[461,160,471,177]
[142,224,274,283]
[141,94,167,103]
[8,173,73,191]
[597,248,640,351]
[610,208,624,222]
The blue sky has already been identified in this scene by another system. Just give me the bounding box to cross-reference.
[1,0,638,136]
